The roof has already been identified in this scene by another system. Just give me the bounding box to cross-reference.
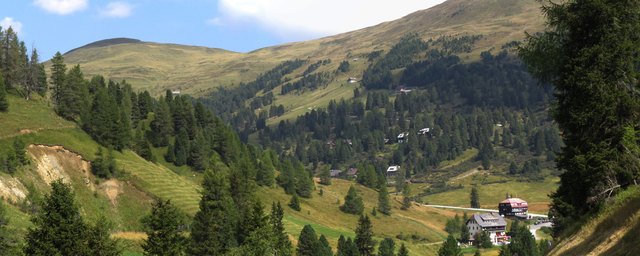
[387,166,400,173]
[346,168,358,176]
[330,170,342,177]
[500,198,528,208]
[469,213,507,228]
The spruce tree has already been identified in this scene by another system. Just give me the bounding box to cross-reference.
[296,225,319,256]
[0,76,7,112]
[438,234,462,256]
[256,152,275,186]
[165,143,176,163]
[318,235,333,256]
[149,99,173,147]
[378,237,395,256]
[319,167,332,185]
[288,194,301,211]
[355,214,375,256]
[12,138,28,166]
[520,0,640,233]
[0,200,15,254]
[470,186,480,208]
[378,183,391,215]
[188,170,238,255]
[24,180,90,255]
[401,184,412,210]
[341,185,364,215]
[398,243,409,256]
[86,216,120,256]
[173,128,190,166]
[142,199,188,256]
[270,202,292,256]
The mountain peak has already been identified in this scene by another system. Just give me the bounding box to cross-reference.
[65,38,142,54]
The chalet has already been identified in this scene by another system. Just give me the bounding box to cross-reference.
[329,169,343,178]
[466,213,509,245]
[346,168,358,178]
[499,197,529,218]
[397,132,409,143]
[386,165,400,178]
[347,77,358,83]
[418,128,431,135]
[171,89,181,96]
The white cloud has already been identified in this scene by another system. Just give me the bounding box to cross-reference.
[34,0,88,15]
[216,0,446,37]
[100,2,133,18]
[0,17,23,35]
[207,17,224,26]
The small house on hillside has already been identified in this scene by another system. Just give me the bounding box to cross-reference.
[466,213,508,245]
[397,132,409,143]
[418,128,430,135]
[386,165,400,178]
[346,168,358,178]
[347,77,358,83]
[330,169,342,178]
[171,89,181,96]
[498,197,529,218]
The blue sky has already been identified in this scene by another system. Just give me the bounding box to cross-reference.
[3,0,445,60]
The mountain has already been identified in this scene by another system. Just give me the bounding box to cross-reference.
[57,0,544,96]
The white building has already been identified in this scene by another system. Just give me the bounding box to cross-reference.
[466,213,509,245]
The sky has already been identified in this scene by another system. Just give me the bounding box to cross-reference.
[3,0,446,60]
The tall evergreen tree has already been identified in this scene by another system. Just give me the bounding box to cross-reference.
[378,183,391,215]
[86,216,121,256]
[341,185,364,215]
[57,64,87,120]
[288,194,301,211]
[438,234,462,256]
[0,200,16,254]
[355,214,375,256]
[470,186,480,208]
[50,52,67,105]
[173,128,190,166]
[142,199,188,256]
[24,180,90,255]
[378,237,395,256]
[520,0,640,234]
[0,76,7,112]
[296,224,319,256]
[398,243,409,256]
[318,235,333,256]
[269,202,292,256]
[149,99,173,147]
[25,48,47,99]
[188,170,238,255]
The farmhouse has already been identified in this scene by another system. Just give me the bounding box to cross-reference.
[466,213,509,245]
[498,197,529,218]
[418,128,430,135]
[397,132,409,143]
[386,165,400,178]
[329,169,342,178]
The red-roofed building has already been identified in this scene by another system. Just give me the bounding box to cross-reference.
[498,198,528,218]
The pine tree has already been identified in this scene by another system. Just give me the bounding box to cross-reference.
[470,186,480,208]
[173,128,190,166]
[520,0,640,234]
[398,243,409,256]
[460,219,471,244]
[319,167,332,185]
[0,200,16,254]
[25,48,47,100]
[355,214,375,256]
[341,185,364,214]
[474,231,492,249]
[165,143,176,163]
[188,170,238,255]
[505,224,538,256]
[378,237,395,256]
[288,194,301,211]
[142,199,188,256]
[297,225,319,256]
[188,130,209,171]
[256,152,275,186]
[378,183,391,215]
[0,76,7,112]
[401,184,412,210]
[270,202,292,256]
[57,64,87,120]
[149,99,173,147]
[86,216,121,256]
[318,235,333,256]
[24,180,90,255]
[438,234,462,256]
[12,138,28,166]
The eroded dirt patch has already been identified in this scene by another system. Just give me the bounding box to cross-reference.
[28,144,94,190]
[0,177,27,203]
[100,179,122,205]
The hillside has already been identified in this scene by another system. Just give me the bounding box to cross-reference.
[0,94,476,255]
[56,0,544,96]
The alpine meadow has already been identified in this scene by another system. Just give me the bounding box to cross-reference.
[0,0,639,255]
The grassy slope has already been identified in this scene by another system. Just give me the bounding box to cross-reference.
[549,186,640,256]
[56,0,544,97]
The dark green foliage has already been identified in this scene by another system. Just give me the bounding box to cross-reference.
[470,186,480,208]
[318,235,333,256]
[401,185,411,210]
[11,138,27,166]
[173,128,190,166]
[56,64,89,120]
[363,33,428,89]
[338,60,350,73]
[0,200,17,254]
[142,199,188,256]
[438,234,462,256]
[187,131,209,171]
[502,222,537,256]
[26,48,48,99]
[188,170,237,256]
[445,214,463,237]
[86,216,121,256]
[460,220,470,244]
[378,238,395,256]
[149,99,173,147]
[83,84,130,150]
[50,52,67,105]
[474,231,492,249]
[270,202,293,256]
[520,0,640,234]
[0,76,7,112]
[319,167,331,185]
[91,147,117,179]
[378,184,391,215]
[474,249,482,256]
[341,186,364,215]
[288,194,301,211]
[336,236,359,256]
[164,143,176,163]
[133,128,155,162]
[281,72,333,95]
[398,243,409,256]
[355,214,375,256]
[297,225,319,256]
[24,180,118,255]
[256,151,276,186]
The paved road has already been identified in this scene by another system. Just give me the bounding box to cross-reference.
[529,222,553,240]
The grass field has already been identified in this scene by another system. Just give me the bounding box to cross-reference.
[0,94,75,139]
